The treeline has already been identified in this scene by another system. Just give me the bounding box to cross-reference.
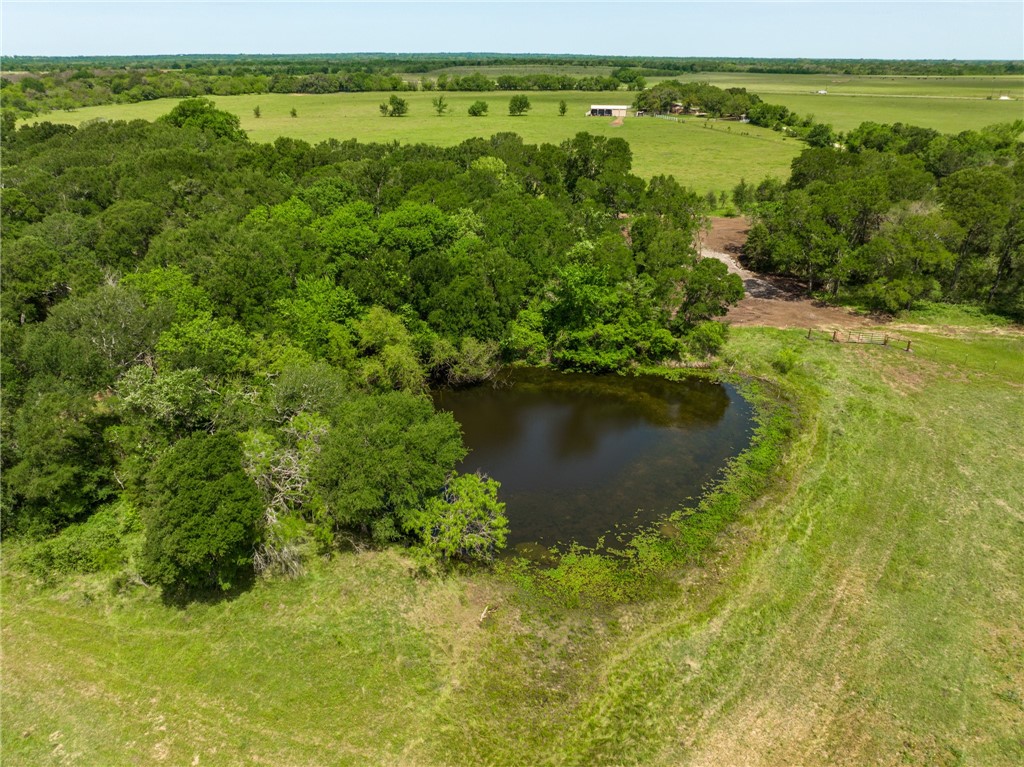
[734,120,1024,315]
[0,100,743,596]
[633,81,762,118]
[632,81,844,148]
[4,52,1021,118]
[615,58,1023,77]
[0,68,624,117]
[7,52,1020,76]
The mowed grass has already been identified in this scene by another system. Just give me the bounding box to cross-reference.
[761,92,1023,133]
[32,91,802,194]
[4,314,1022,766]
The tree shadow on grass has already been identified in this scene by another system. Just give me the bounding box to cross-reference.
[157,567,257,609]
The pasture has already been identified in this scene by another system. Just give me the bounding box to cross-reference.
[4,312,1023,766]
[35,91,801,194]
[30,72,1024,195]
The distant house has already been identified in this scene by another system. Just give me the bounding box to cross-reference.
[588,105,631,118]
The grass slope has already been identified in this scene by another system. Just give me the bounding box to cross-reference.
[3,316,1022,766]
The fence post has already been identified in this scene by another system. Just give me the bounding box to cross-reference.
[807,328,813,340]
[832,330,838,343]
[906,339,912,352]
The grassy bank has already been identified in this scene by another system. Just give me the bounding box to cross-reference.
[3,314,1022,765]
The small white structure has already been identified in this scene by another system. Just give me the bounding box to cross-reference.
[998,95,1012,101]
[816,89,829,95]
[588,105,631,117]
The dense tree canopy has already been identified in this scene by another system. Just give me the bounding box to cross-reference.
[0,103,750,594]
[4,97,1015,597]
[741,120,1023,313]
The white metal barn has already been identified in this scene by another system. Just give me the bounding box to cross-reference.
[588,105,631,117]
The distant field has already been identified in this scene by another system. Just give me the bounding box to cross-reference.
[35,91,802,194]
[648,72,1024,133]
[28,74,1024,191]
[652,72,1024,99]
[762,91,1022,133]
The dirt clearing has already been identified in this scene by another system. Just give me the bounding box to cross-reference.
[698,217,882,330]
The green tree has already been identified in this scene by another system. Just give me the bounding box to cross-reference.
[805,122,836,148]
[290,107,297,118]
[508,94,531,116]
[24,284,172,389]
[155,312,250,376]
[312,392,465,543]
[940,165,1015,298]
[140,432,263,593]
[353,306,426,393]
[467,100,489,117]
[412,472,508,564]
[253,105,261,119]
[732,178,754,212]
[431,95,449,116]
[379,94,408,117]
[558,99,568,116]
[673,258,745,330]
[3,384,114,534]
[94,199,165,271]
[160,97,246,140]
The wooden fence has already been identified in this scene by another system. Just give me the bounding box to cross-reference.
[807,328,912,351]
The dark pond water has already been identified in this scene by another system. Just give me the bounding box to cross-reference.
[431,368,754,550]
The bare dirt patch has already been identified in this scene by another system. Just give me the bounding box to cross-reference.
[610,117,624,127]
[698,217,883,330]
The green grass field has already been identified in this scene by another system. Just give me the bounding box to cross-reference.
[36,91,801,194]
[652,72,1024,99]
[31,72,1024,195]
[5,313,1022,766]
[760,91,1022,133]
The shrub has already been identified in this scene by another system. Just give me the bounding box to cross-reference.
[468,100,489,117]
[20,504,127,580]
[684,321,728,358]
[771,347,800,374]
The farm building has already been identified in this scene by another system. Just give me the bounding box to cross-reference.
[670,102,707,116]
[588,105,631,117]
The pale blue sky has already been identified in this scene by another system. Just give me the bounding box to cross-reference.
[2,2,1022,59]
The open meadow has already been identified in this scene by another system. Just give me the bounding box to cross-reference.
[646,72,1024,132]
[4,312,1022,766]
[31,72,1024,196]
[34,91,802,193]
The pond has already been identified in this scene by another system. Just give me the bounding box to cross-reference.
[431,368,754,550]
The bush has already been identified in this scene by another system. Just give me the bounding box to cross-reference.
[684,321,728,358]
[468,100,489,117]
[140,433,263,593]
[379,94,408,117]
[771,347,800,374]
[20,504,127,580]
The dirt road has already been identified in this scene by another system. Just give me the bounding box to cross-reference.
[698,217,880,330]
